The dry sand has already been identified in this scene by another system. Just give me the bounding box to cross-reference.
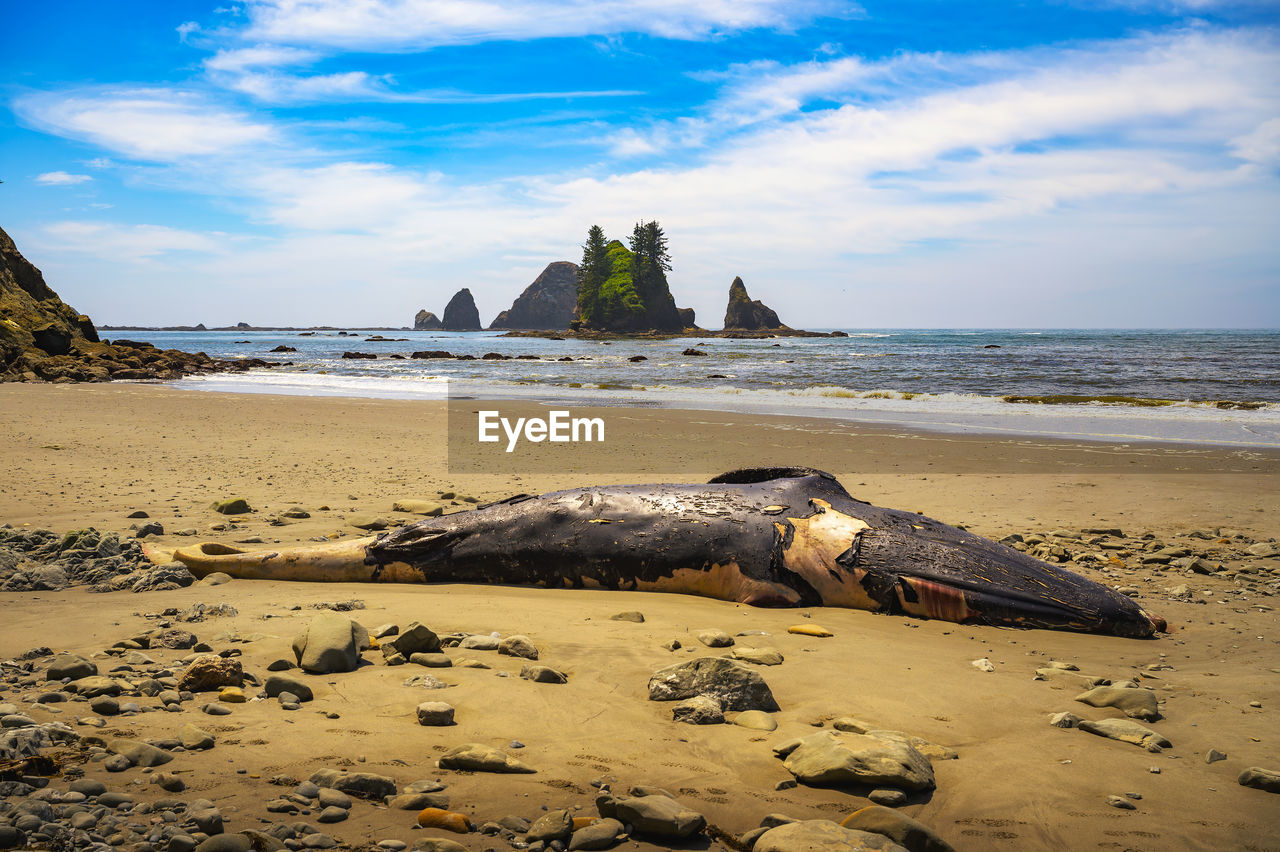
[1,382,1278,850]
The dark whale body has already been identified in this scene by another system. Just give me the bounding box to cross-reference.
[172,468,1163,638]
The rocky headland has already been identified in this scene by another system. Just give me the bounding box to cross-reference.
[0,227,277,383]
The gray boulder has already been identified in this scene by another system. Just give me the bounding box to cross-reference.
[598,793,704,838]
[1075,685,1160,721]
[130,562,196,592]
[415,702,455,726]
[179,724,215,750]
[1078,718,1171,752]
[193,835,252,852]
[569,818,624,850]
[755,820,908,852]
[308,768,397,800]
[730,646,784,666]
[1239,767,1280,793]
[385,621,440,657]
[520,664,567,684]
[438,742,535,774]
[648,656,778,711]
[107,737,173,767]
[780,731,935,791]
[178,656,243,692]
[498,634,539,659]
[840,806,956,852]
[527,809,574,843]
[0,826,27,851]
[47,654,96,681]
[0,722,79,760]
[672,695,724,725]
[264,674,314,702]
[292,612,367,673]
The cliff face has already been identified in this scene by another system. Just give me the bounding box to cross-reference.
[489,261,579,330]
[577,241,682,333]
[723,276,786,331]
[414,310,442,330]
[441,289,481,331]
[0,226,98,367]
[0,225,269,382]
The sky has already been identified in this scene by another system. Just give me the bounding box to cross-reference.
[2,1,1278,329]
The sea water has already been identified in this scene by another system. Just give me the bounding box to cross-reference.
[106,328,1280,448]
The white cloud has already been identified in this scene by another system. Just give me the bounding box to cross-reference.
[1232,117,1280,164]
[17,27,1279,326]
[15,89,278,161]
[203,44,319,73]
[40,221,224,261]
[221,69,639,104]
[222,69,399,102]
[242,0,858,49]
[202,43,641,104]
[617,28,1279,157]
[35,171,93,185]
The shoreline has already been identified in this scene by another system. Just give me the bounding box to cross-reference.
[2,382,1277,531]
[165,371,1280,450]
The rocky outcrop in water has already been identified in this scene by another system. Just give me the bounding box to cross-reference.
[723,277,786,331]
[576,240,683,333]
[441,289,481,331]
[414,310,442,330]
[677,307,697,329]
[489,262,579,330]
[0,225,276,382]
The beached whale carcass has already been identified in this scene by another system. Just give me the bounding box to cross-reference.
[167,468,1164,638]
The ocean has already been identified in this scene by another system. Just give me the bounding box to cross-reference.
[106,328,1280,448]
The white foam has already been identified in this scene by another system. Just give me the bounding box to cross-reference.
[169,369,1280,447]
[171,372,449,399]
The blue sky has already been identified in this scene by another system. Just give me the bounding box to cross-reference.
[2,0,1277,328]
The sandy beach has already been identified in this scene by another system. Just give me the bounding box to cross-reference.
[2,383,1278,851]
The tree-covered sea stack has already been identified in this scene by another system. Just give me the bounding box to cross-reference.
[575,222,683,332]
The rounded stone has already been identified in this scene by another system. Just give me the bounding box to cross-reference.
[416,702,456,726]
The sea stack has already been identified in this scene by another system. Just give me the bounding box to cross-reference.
[723,276,786,331]
[489,261,579,330]
[414,309,442,330]
[441,288,481,331]
[576,240,683,333]
[677,307,698,329]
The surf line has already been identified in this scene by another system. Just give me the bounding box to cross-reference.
[477,409,606,452]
